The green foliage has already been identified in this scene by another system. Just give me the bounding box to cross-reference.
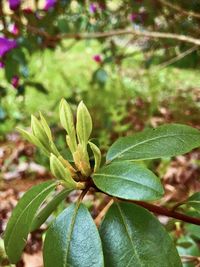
[93,161,164,201]
[107,124,200,162]
[43,203,104,267]
[99,202,182,267]
[4,100,200,266]
[4,181,57,263]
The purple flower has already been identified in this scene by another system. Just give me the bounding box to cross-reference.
[11,75,19,88]
[44,0,56,11]
[93,54,102,63]
[8,0,21,11]
[0,37,17,58]
[89,3,97,13]
[0,61,5,68]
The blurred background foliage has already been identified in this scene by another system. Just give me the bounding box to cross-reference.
[1,1,200,266]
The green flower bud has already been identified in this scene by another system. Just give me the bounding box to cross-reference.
[73,144,91,177]
[50,154,77,189]
[59,99,77,152]
[89,141,101,172]
[76,101,92,146]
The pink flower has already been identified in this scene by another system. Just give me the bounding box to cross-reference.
[44,0,56,11]
[10,24,19,35]
[93,55,102,63]
[0,37,17,58]
[8,0,21,11]
[11,75,19,88]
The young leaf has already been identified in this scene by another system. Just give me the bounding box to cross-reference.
[107,124,200,162]
[43,203,104,267]
[4,181,57,264]
[89,141,101,172]
[187,192,200,212]
[30,188,72,232]
[16,127,50,156]
[39,112,53,141]
[31,115,49,148]
[50,154,77,188]
[76,101,92,145]
[99,202,182,267]
[92,162,164,201]
[59,99,77,152]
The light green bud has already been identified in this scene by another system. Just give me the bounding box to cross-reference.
[76,101,92,146]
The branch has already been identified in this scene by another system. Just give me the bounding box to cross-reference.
[158,0,200,20]
[11,14,200,47]
[58,29,200,46]
[119,199,200,226]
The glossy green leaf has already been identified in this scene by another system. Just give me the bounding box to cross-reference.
[4,181,57,264]
[107,124,200,162]
[92,162,164,201]
[187,192,200,212]
[30,188,72,232]
[99,202,182,267]
[43,203,104,267]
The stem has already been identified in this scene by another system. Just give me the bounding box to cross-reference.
[94,199,114,226]
[120,199,200,226]
[77,187,89,204]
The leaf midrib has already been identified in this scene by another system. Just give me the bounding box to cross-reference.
[116,204,144,267]
[94,173,161,195]
[109,133,199,161]
[64,202,81,267]
[5,182,56,251]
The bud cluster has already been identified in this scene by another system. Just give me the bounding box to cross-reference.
[17,99,102,190]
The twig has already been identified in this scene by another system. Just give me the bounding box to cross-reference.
[94,199,114,226]
[118,199,200,226]
[158,0,200,19]
[58,29,200,47]
[156,45,198,70]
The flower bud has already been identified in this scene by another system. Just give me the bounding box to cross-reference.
[59,99,77,153]
[50,154,77,188]
[73,144,91,177]
[76,101,92,146]
[89,142,101,172]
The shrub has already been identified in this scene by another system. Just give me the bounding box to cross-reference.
[4,99,200,266]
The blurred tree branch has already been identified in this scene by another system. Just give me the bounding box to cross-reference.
[158,0,200,19]
[12,14,200,47]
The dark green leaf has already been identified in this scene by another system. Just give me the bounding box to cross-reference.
[30,188,72,232]
[92,162,164,201]
[99,202,182,267]
[43,203,104,267]
[187,192,200,212]
[4,181,57,264]
[107,124,200,162]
